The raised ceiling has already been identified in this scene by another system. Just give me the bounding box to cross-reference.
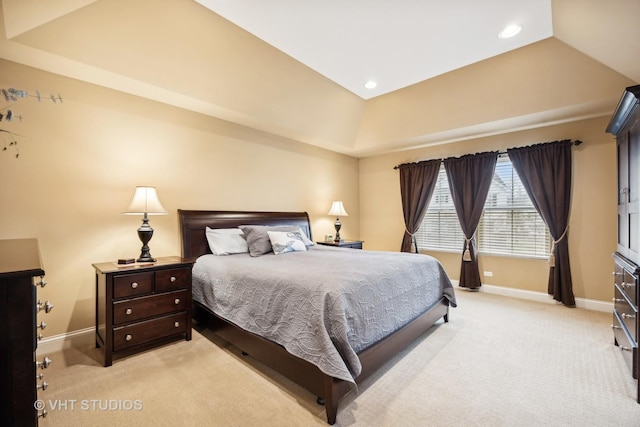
[195,0,554,99]
[1,0,639,157]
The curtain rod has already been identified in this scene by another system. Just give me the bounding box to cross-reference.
[393,139,583,170]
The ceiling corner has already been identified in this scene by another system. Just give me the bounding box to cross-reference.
[2,0,98,39]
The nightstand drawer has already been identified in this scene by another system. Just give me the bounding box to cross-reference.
[113,289,188,325]
[113,272,153,299]
[113,312,187,351]
[155,267,189,292]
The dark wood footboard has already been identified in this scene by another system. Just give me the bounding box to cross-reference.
[193,297,448,424]
[179,209,451,424]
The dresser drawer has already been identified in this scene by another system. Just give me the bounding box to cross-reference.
[615,264,638,306]
[613,310,638,379]
[113,290,188,325]
[155,267,189,292]
[113,272,153,299]
[614,284,638,342]
[113,312,187,351]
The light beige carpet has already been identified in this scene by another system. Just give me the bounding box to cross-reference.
[39,290,640,426]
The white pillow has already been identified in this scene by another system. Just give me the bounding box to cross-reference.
[205,227,248,255]
[267,230,307,255]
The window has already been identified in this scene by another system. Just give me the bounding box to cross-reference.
[415,157,551,258]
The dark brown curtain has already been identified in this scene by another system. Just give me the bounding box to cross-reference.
[398,159,441,252]
[507,140,575,307]
[444,151,498,289]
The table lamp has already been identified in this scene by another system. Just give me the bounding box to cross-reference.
[122,186,167,262]
[328,201,348,243]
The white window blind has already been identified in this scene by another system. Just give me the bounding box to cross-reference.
[416,157,551,258]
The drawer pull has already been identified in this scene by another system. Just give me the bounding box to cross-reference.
[36,277,47,288]
[38,321,47,330]
[621,346,633,352]
[38,333,43,341]
[131,282,139,289]
[613,298,625,303]
[125,308,133,315]
[612,324,622,330]
[125,334,133,341]
[36,356,52,369]
[170,276,177,282]
[38,410,48,419]
[174,298,180,305]
[621,282,632,289]
[621,313,636,319]
[174,321,180,328]
[36,373,44,380]
[37,381,49,391]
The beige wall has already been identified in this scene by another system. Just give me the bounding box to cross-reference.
[0,59,360,336]
[359,116,617,302]
[0,56,621,339]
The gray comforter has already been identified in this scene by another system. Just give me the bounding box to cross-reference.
[192,245,455,383]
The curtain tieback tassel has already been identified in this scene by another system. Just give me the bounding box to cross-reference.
[549,226,569,268]
[463,238,472,262]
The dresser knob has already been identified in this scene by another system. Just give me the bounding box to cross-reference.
[36,373,44,380]
[35,277,47,287]
[174,321,180,328]
[37,381,49,391]
[36,357,52,369]
[37,333,44,341]
[37,410,48,419]
[170,276,176,283]
[611,324,622,330]
[174,298,180,305]
[125,308,133,315]
[621,313,636,319]
[125,334,133,341]
[36,300,54,313]
[38,321,47,330]
[613,298,625,303]
[621,346,633,352]
[131,282,139,289]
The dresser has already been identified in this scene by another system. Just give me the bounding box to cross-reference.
[0,239,51,425]
[607,84,640,403]
[93,256,194,366]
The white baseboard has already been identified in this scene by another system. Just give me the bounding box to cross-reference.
[36,283,612,354]
[454,281,612,313]
[36,327,94,355]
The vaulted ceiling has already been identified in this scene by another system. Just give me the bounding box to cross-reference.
[1,0,638,157]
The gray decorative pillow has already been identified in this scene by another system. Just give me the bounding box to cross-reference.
[240,225,313,257]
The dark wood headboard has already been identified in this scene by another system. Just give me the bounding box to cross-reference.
[178,210,312,259]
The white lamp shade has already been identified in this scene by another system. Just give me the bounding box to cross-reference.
[122,186,167,215]
[328,201,348,217]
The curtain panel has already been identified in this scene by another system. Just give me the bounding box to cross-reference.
[398,159,441,253]
[507,140,575,307]
[444,151,499,289]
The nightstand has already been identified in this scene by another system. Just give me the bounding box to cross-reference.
[93,256,194,366]
[316,240,364,249]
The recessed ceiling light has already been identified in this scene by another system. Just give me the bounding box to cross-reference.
[498,24,522,39]
[364,80,377,89]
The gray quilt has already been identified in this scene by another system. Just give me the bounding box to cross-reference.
[192,245,456,383]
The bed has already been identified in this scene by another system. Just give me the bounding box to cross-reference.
[178,209,455,424]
